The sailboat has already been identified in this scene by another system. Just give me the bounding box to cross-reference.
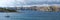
[5,13,10,18]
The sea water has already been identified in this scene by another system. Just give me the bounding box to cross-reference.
[0,10,60,20]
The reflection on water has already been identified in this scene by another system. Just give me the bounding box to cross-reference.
[0,10,60,20]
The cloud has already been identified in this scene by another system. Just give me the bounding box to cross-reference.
[0,0,15,7]
[0,0,60,7]
[24,0,60,5]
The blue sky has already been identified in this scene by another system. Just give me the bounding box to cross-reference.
[0,0,60,7]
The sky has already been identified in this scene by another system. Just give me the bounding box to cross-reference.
[0,0,60,7]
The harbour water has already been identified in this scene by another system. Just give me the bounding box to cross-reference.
[0,10,60,20]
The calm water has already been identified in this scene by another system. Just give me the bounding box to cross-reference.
[0,10,60,20]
